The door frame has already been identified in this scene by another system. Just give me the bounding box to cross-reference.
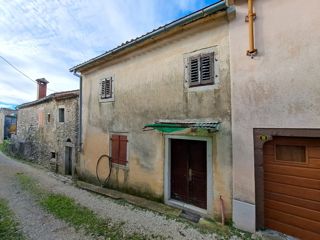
[65,146,72,175]
[164,135,213,215]
[64,141,75,176]
[254,128,320,230]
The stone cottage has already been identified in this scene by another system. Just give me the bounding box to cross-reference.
[0,108,17,144]
[16,78,79,175]
[229,0,320,239]
[70,1,233,220]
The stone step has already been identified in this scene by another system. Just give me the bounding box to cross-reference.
[76,180,182,217]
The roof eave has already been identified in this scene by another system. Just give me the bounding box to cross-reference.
[70,0,227,73]
[17,90,79,109]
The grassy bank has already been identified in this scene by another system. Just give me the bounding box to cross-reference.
[0,140,11,154]
[0,140,22,162]
[16,173,254,240]
[16,173,146,240]
[0,198,25,240]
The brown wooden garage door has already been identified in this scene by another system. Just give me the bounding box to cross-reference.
[263,137,320,240]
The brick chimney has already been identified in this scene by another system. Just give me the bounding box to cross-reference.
[36,78,49,99]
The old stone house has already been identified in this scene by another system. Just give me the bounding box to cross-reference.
[229,0,320,239]
[71,1,233,220]
[16,78,79,175]
[0,108,17,144]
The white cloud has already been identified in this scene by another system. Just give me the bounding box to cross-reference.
[0,0,216,105]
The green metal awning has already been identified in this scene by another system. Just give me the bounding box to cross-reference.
[144,124,188,133]
[143,120,220,133]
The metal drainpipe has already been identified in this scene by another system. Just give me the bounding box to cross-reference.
[73,71,82,153]
[246,0,257,58]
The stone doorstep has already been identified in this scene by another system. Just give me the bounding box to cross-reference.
[76,180,182,218]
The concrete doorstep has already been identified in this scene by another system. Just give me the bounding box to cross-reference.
[76,180,182,218]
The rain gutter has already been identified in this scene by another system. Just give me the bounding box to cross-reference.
[70,0,228,72]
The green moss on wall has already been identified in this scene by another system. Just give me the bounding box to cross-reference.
[78,171,163,203]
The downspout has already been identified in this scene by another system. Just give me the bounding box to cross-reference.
[246,0,257,58]
[73,70,82,179]
[73,71,82,153]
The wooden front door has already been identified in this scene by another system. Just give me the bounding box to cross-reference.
[263,137,320,240]
[171,139,207,209]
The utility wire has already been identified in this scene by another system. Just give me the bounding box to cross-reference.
[0,55,59,93]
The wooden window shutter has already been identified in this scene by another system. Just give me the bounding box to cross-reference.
[100,79,106,99]
[111,134,128,165]
[188,56,200,86]
[200,53,214,85]
[100,77,112,99]
[105,77,112,98]
[111,135,120,164]
[119,136,128,165]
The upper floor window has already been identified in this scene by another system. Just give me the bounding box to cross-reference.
[59,108,65,122]
[100,77,113,101]
[188,52,215,87]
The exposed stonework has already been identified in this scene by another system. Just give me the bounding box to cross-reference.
[15,90,79,175]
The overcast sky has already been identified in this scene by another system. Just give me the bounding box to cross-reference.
[0,0,219,108]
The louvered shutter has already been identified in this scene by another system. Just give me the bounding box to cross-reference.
[111,135,120,164]
[100,79,106,99]
[200,53,214,85]
[105,77,112,98]
[189,56,200,86]
[119,136,128,165]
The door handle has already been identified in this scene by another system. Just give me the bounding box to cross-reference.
[188,168,192,182]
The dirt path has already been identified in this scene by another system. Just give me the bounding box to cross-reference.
[0,153,93,240]
[0,152,222,240]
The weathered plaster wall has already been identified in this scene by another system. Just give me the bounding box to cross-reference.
[80,14,233,218]
[16,97,79,174]
[229,0,320,232]
[0,108,17,143]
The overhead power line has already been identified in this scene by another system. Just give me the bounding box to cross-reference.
[0,55,59,93]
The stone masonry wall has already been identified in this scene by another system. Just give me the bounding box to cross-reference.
[16,97,79,174]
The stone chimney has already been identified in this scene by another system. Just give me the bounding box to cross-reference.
[36,78,49,99]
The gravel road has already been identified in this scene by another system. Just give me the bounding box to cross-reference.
[0,152,220,240]
[0,152,93,240]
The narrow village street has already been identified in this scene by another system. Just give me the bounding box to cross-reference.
[0,152,233,240]
[2,1,318,239]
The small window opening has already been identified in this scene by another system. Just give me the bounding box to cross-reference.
[188,52,215,87]
[51,152,56,159]
[275,145,306,163]
[59,108,65,122]
[47,113,51,123]
[100,77,113,99]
